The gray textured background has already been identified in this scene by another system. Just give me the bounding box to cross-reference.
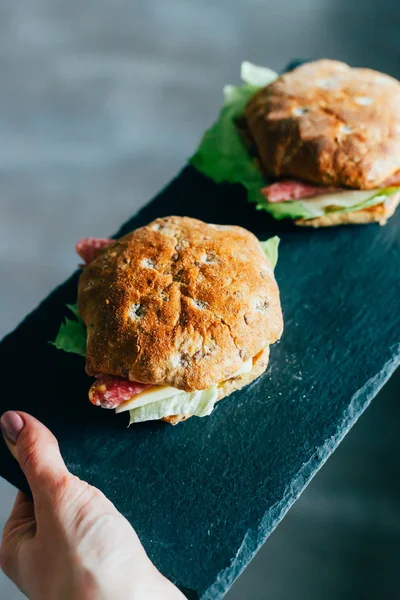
[0,1,399,598]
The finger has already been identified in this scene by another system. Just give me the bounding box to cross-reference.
[9,491,35,524]
[2,492,35,541]
[0,492,35,586]
[0,411,70,505]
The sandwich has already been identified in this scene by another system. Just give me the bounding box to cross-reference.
[54,216,283,425]
[191,60,400,227]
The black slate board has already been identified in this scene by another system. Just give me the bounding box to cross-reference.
[1,163,400,598]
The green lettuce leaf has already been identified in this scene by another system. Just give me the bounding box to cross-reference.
[240,61,279,87]
[260,236,280,269]
[52,304,87,357]
[256,199,316,220]
[129,385,219,424]
[190,62,277,205]
[257,187,400,221]
[66,303,80,319]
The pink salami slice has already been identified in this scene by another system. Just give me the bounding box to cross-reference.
[262,173,400,204]
[89,375,150,409]
[75,237,114,265]
[261,180,341,203]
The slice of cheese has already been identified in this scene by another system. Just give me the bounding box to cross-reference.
[299,189,377,217]
[228,357,253,379]
[115,385,185,413]
[115,358,253,414]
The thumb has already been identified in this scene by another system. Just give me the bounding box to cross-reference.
[0,411,69,505]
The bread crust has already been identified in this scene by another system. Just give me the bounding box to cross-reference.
[295,192,400,227]
[245,60,400,189]
[78,217,283,391]
[162,345,270,425]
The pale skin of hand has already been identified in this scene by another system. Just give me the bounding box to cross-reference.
[0,411,185,600]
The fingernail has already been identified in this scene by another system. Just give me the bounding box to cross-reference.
[0,412,24,444]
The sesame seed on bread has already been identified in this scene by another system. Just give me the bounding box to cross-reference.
[78,217,283,392]
[245,59,400,189]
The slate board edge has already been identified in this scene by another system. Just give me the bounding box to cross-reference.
[201,346,400,600]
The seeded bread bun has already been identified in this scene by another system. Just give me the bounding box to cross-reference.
[245,59,400,189]
[78,217,283,391]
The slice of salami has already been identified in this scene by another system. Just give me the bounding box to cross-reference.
[262,173,400,204]
[262,180,341,203]
[89,375,150,409]
[75,237,114,265]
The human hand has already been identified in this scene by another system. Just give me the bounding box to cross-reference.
[0,411,185,600]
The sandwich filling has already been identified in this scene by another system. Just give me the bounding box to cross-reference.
[258,184,400,221]
[88,352,256,423]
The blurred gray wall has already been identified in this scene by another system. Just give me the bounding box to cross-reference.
[0,1,399,598]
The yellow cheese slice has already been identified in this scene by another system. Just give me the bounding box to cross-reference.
[115,358,253,414]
